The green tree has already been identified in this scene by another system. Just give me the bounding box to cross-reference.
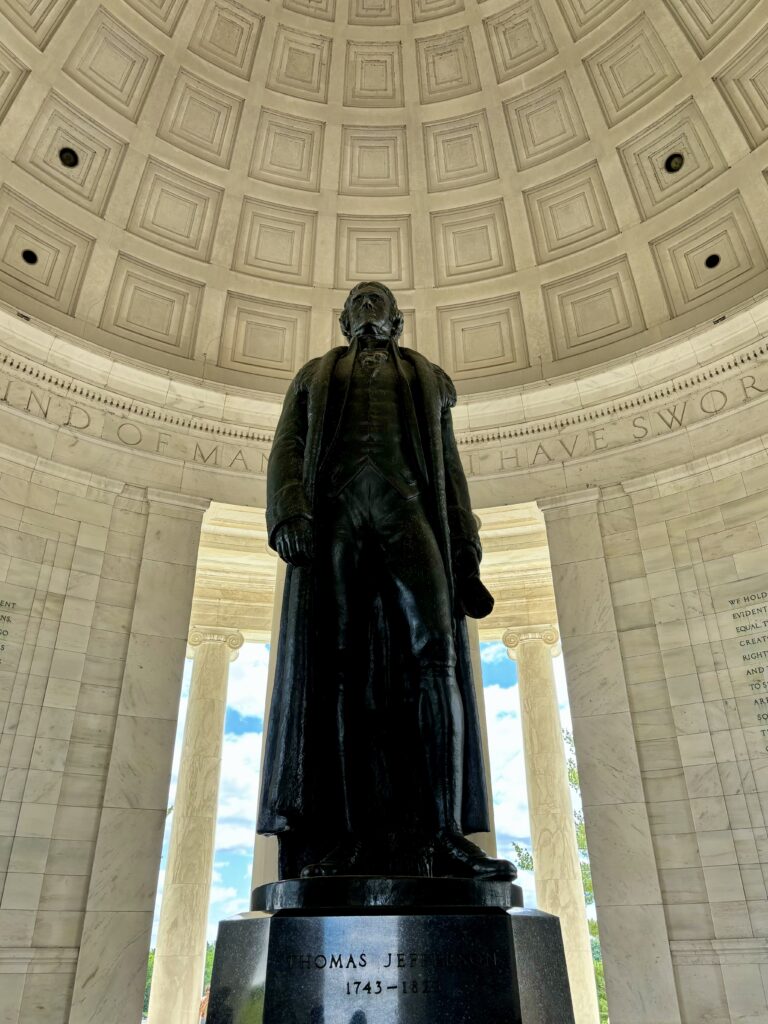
[589,921,609,1022]
[204,942,216,988]
[511,842,534,872]
[143,949,155,1018]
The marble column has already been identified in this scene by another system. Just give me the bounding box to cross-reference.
[69,489,211,1024]
[503,624,599,1024]
[539,490,680,1024]
[147,625,244,1024]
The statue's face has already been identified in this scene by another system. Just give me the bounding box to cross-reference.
[345,284,395,341]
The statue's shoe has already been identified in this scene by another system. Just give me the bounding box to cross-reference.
[432,830,517,881]
[300,839,378,878]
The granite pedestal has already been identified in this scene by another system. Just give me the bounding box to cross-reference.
[207,879,575,1024]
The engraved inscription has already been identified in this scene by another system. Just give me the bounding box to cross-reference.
[0,585,33,676]
[714,577,768,760]
[0,599,16,666]
[283,945,502,1000]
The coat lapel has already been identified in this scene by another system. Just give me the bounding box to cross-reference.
[303,347,345,502]
[400,349,454,597]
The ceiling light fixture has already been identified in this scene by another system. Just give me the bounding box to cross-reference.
[59,147,79,168]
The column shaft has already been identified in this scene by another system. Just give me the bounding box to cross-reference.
[506,627,599,1024]
[148,627,243,1024]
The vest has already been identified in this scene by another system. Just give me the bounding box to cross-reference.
[320,344,423,497]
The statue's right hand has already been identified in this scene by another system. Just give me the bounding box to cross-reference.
[275,518,314,566]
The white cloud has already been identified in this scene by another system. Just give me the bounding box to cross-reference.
[553,654,573,732]
[210,884,239,905]
[213,822,258,854]
[226,644,270,719]
[480,641,508,665]
[483,683,531,839]
[514,868,537,909]
[213,731,263,855]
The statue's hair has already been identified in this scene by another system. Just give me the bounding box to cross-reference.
[339,282,404,344]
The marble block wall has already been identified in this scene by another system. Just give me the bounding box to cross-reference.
[542,437,768,1024]
[0,442,208,1024]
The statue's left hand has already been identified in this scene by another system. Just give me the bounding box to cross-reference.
[275,518,314,566]
[452,540,481,581]
[453,540,494,619]
[459,577,495,619]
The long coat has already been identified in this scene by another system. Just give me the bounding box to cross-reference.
[257,343,491,846]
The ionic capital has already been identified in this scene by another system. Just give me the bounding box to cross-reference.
[502,624,560,658]
[187,626,245,662]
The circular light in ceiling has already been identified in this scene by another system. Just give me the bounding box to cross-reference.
[705,254,721,269]
[664,153,685,173]
[21,249,38,265]
[58,147,79,168]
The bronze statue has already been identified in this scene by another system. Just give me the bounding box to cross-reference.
[257,282,515,882]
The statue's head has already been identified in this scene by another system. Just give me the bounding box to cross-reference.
[339,282,404,345]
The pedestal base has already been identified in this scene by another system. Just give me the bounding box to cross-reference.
[207,906,575,1023]
[253,876,524,912]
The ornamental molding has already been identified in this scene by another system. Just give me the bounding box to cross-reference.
[0,302,767,485]
[0,324,765,449]
[0,946,79,970]
[458,338,768,446]
[670,938,768,967]
[0,346,272,445]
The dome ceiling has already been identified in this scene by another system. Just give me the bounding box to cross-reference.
[0,0,767,395]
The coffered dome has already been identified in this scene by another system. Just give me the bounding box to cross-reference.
[0,0,767,395]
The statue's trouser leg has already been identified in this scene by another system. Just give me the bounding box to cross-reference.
[334,650,360,836]
[319,476,385,843]
[369,478,466,838]
[322,470,467,847]
[418,659,465,834]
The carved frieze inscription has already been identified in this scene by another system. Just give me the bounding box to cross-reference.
[0,367,271,475]
[467,368,768,478]
[0,340,768,481]
[714,572,768,767]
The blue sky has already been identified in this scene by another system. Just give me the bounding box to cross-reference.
[150,639,575,945]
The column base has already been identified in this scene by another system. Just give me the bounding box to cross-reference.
[208,881,575,1023]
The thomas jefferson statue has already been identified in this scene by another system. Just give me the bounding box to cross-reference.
[257,282,515,882]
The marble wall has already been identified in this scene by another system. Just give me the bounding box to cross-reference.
[0,444,207,1024]
[542,437,768,1024]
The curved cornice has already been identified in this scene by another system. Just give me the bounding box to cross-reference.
[459,337,768,445]
[0,295,767,504]
[0,346,272,444]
